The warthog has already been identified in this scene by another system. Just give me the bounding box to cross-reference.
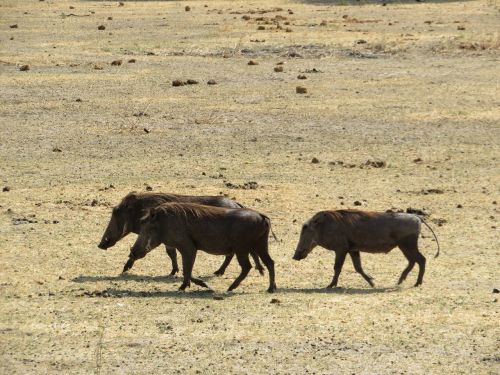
[293,210,440,288]
[131,203,277,293]
[98,192,264,276]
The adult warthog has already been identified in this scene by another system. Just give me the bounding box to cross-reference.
[293,210,439,288]
[98,192,264,276]
[131,203,277,293]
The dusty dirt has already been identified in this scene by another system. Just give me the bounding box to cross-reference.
[1,0,499,374]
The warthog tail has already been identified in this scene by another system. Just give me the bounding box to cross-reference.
[261,214,279,242]
[419,218,440,258]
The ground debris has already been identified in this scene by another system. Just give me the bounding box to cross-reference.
[224,181,259,190]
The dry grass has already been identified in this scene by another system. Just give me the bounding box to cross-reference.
[0,0,499,374]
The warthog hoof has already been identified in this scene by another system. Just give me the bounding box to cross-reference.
[213,269,225,277]
[267,285,277,293]
[256,266,265,276]
[169,267,179,276]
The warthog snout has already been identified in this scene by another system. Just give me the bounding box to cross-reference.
[293,250,307,261]
[98,238,108,250]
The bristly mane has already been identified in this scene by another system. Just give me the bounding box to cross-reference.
[324,209,377,227]
[155,203,221,220]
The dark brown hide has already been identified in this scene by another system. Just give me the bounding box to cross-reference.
[131,203,276,293]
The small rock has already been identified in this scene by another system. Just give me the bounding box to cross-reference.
[413,157,423,163]
[128,59,136,63]
[242,15,251,21]
[257,26,265,30]
[270,298,280,304]
[58,276,65,280]
[143,128,150,134]
[456,204,463,208]
[97,25,106,30]
[10,24,18,29]
[110,60,122,66]
[353,201,362,206]
[52,147,62,152]
[493,288,499,294]
[3,186,10,192]
[185,5,191,11]
[107,16,113,21]
[297,75,307,79]
[90,199,99,207]
[145,185,153,191]
[457,26,465,30]
[320,20,327,27]
[19,65,30,71]
[356,39,367,44]
[75,98,82,102]
[274,66,284,72]
[247,60,258,65]
[207,79,217,85]
[172,80,185,87]
[186,79,198,85]
[296,86,307,94]
[311,157,319,164]
[119,1,124,6]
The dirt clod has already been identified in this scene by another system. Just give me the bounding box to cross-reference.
[185,6,191,11]
[297,75,307,79]
[354,201,362,206]
[270,298,280,304]
[128,59,136,63]
[2,186,10,192]
[52,147,62,152]
[172,80,185,87]
[10,24,18,29]
[111,60,122,66]
[493,289,499,294]
[274,66,284,72]
[207,79,217,85]
[19,65,30,71]
[97,25,106,30]
[311,157,319,164]
[296,86,307,94]
[248,60,258,65]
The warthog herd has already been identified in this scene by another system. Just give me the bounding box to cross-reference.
[99,192,440,293]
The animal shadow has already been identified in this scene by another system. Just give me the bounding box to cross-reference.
[279,286,400,295]
[99,288,228,299]
[72,273,216,284]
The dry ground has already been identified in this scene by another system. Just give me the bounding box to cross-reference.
[1,0,499,374]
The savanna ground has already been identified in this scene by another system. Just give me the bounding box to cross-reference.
[1,0,499,373]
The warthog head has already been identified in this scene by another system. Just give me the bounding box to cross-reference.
[98,193,138,250]
[293,219,318,261]
[130,207,163,258]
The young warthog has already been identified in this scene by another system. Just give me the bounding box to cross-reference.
[130,203,277,293]
[293,210,439,288]
[98,192,264,276]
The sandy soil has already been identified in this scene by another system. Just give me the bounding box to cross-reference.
[1,0,499,374]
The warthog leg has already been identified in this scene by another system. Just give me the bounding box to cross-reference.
[122,246,148,273]
[350,251,375,287]
[251,252,265,275]
[398,235,426,287]
[327,251,347,288]
[227,253,252,292]
[179,245,197,291]
[254,244,276,293]
[213,255,233,276]
[214,252,264,276]
[165,245,179,275]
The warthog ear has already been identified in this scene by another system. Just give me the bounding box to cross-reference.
[123,192,137,208]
